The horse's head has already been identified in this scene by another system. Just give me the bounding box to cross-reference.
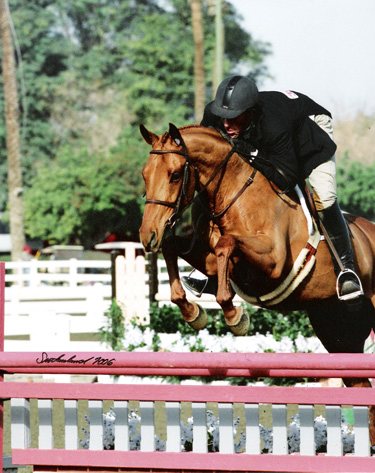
[139,123,196,252]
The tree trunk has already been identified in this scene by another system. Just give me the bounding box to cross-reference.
[0,0,25,260]
[212,0,224,96]
[190,0,205,122]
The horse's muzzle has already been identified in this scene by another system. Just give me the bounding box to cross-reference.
[139,229,160,253]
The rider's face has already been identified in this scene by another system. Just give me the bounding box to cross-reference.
[223,111,252,138]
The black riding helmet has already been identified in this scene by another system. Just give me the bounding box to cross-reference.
[209,75,259,119]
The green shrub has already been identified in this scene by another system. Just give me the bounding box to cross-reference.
[100,299,125,351]
[149,302,314,340]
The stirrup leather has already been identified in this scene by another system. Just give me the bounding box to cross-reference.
[336,269,364,301]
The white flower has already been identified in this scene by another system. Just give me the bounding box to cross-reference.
[128,410,141,450]
[103,409,116,450]
[142,327,155,348]
[278,336,295,353]
[294,334,326,353]
[288,415,300,453]
[123,325,145,349]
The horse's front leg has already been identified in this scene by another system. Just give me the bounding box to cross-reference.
[162,237,208,330]
[215,235,249,335]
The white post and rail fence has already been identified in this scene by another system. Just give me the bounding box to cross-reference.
[3,242,228,352]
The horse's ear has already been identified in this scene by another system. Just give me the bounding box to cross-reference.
[139,124,158,145]
[168,123,185,148]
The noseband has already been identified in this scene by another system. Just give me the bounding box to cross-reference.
[146,148,198,228]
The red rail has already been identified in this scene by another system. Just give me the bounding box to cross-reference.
[1,350,375,378]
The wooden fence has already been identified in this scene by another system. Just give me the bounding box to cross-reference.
[3,252,240,352]
[1,351,375,472]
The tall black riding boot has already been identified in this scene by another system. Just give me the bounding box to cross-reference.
[318,202,364,303]
[181,274,218,297]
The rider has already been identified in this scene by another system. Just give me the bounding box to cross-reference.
[182,75,364,305]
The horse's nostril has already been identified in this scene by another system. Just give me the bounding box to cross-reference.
[150,231,157,248]
[144,231,158,253]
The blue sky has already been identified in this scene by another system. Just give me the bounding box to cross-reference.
[228,0,375,119]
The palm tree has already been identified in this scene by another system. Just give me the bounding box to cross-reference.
[0,0,25,260]
[190,0,205,122]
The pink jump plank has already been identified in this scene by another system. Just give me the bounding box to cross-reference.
[4,367,375,378]
[2,351,375,369]
[1,382,374,406]
[12,449,375,473]
[2,352,375,379]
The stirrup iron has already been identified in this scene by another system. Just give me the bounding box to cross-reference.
[336,269,364,301]
[181,270,208,298]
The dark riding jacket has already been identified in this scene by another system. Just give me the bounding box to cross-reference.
[201,90,337,190]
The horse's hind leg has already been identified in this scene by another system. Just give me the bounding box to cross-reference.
[215,235,249,335]
[308,298,375,448]
[162,237,208,330]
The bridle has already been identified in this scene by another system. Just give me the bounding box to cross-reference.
[145,142,257,229]
[146,147,199,228]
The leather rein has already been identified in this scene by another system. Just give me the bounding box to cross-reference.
[146,144,257,228]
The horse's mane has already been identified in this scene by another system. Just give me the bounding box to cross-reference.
[179,124,224,142]
[179,124,201,131]
[161,124,222,144]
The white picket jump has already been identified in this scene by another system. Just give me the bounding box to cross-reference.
[8,395,373,458]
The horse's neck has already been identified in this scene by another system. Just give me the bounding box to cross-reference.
[184,128,306,240]
[185,128,243,183]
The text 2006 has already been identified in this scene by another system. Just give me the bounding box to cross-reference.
[92,357,115,366]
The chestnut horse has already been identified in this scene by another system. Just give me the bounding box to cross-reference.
[139,123,375,444]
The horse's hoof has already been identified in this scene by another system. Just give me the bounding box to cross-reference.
[226,307,249,336]
[187,302,208,331]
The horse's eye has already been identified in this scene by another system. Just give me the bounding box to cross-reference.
[170,171,181,182]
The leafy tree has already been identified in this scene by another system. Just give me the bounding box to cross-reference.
[0,0,161,209]
[337,155,375,221]
[23,129,147,247]
[0,0,25,259]
[0,0,72,209]
[120,1,270,128]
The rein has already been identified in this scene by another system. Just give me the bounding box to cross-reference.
[146,143,257,228]
[211,167,257,221]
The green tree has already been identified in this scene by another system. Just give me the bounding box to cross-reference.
[121,1,270,127]
[337,155,375,221]
[24,130,147,247]
[0,0,26,259]
[0,0,71,210]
